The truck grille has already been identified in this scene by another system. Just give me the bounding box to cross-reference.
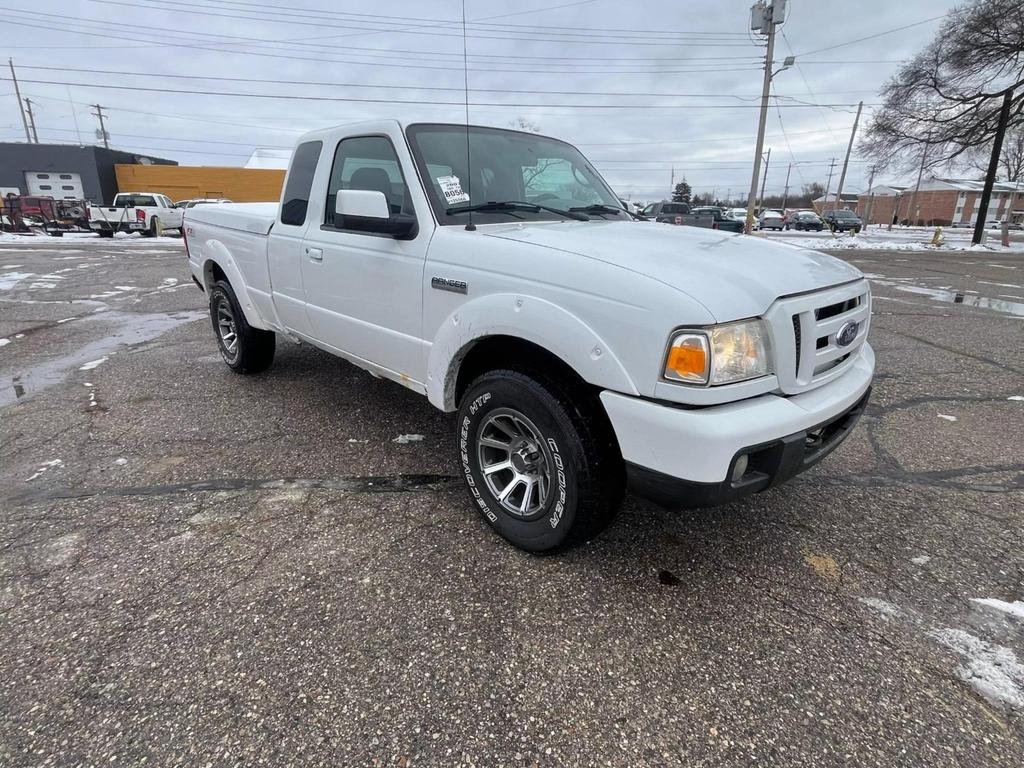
[766,280,871,395]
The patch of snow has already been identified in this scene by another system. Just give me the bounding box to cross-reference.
[14,333,23,338]
[859,597,900,620]
[56,317,75,324]
[0,271,34,290]
[26,458,63,482]
[0,338,9,347]
[162,277,179,285]
[114,457,128,466]
[937,414,958,422]
[930,628,1024,709]
[970,598,1024,621]
[1008,395,1024,402]
[114,285,136,291]
[393,434,425,444]
[911,555,931,566]
[0,264,24,268]
[987,263,1017,269]
[78,356,109,371]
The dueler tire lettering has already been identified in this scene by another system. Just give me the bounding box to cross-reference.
[454,369,625,553]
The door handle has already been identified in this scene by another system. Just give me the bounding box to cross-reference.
[305,247,323,262]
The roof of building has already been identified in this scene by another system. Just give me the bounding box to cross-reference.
[245,148,291,170]
[812,192,859,203]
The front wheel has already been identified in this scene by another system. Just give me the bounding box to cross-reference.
[457,370,624,553]
[208,279,275,374]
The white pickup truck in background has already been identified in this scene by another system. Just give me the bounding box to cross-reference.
[184,120,874,553]
[88,192,184,237]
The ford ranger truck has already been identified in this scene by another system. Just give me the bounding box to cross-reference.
[184,121,873,553]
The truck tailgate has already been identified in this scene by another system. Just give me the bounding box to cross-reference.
[184,202,277,235]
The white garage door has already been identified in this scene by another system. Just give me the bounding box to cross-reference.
[24,171,84,200]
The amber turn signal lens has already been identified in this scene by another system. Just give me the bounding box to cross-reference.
[664,333,709,383]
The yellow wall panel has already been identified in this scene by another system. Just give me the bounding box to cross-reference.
[114,165,285,204]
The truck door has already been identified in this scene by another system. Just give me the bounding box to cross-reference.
[268,140,322,338]
[299,134,429,385]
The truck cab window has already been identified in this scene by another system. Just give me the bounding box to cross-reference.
[325,135,413,227]
[280,140,323,227]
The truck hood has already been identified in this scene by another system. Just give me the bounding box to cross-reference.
[483,220,862,320]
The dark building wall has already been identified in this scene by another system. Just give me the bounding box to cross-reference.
[0,144,176,203]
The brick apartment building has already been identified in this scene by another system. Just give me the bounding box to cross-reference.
[855,178,1024,226]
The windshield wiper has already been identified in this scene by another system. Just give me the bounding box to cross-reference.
[446,200,589,221]
[569,203,639,220]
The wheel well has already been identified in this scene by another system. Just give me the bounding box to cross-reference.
[452,335,589,408]
[204,260,227,290]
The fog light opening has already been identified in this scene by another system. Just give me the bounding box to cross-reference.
[731,454,749,483]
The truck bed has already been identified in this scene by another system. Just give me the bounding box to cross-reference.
[184,202,278,235]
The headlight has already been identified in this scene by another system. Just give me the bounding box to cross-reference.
[664,319,771,386]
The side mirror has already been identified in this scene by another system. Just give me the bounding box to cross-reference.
[334,189,418,240]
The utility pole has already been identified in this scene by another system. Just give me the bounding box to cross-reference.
[863,164,877,227]
[92,104,110,149]
[781,162,792,210]
[758,147,771,210]
[744,0,791,234]
[8,58,31,143]
[23,98,38,143]
[824,157,837,209]
[907,136,930,227]
[834,100,863,212]
[670,167,675,200]
[972,89,1014,246]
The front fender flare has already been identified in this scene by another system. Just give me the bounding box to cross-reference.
[427,293,638,411]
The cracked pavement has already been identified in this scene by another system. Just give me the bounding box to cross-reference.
[0,236,1022,766]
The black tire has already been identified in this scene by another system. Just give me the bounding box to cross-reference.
[208,279,275,374]
[98,229,114,238]
[456,369,625,553]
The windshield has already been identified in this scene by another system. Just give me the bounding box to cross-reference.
[406,123,625,224]
[831,209,858,218]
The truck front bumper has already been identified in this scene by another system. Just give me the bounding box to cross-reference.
[601,343,874,508]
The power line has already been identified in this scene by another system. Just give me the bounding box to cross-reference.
[795,14,944,57]
[1,76,871,109]
[11,64,778,98]
[80,0,761,46]
[89,0,753,40]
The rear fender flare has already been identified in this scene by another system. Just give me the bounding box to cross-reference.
[427,293,638,411]
[201,242,269,330]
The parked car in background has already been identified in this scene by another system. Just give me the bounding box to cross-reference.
[986,220,1023,230]
[758,210,785,231]
[88,192,184,237]
[822,209,863,233]
[787,211,824,231]
[184,119,873,552]
[640,201,690,221]
[182,198,234,209]
[680,206,745,233]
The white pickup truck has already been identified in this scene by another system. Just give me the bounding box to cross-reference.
[88,192,183,237]
[185,120,873,552]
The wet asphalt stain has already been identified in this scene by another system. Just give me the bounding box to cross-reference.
[658,569,682,587]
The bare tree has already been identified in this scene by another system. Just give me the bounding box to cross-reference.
[967,124,1024,180]
[860,0,1024,174]
[508,117,541,133]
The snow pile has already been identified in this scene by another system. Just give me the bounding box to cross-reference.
[930,628,1024,709]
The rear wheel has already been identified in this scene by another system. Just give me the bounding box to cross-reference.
[457,369,624,553]
[208,279,275,374]
[98,229,114,238]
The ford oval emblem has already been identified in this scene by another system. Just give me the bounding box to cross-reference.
[836,321,859,347]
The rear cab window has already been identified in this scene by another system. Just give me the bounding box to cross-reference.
[280,140,323,227]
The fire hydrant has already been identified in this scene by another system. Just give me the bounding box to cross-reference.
[930,226,944,247]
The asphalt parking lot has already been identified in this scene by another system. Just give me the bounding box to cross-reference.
[1,235,1022,766]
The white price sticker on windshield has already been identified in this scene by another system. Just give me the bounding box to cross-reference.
[437,175,470,205]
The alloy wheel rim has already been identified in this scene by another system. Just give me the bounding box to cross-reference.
[216,297,239,361]
[476,407,553,519]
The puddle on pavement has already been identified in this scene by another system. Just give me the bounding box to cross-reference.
[1,310,204,407]
[870,278,1024,317]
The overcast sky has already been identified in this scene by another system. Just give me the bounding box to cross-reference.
[1,0,959,201]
